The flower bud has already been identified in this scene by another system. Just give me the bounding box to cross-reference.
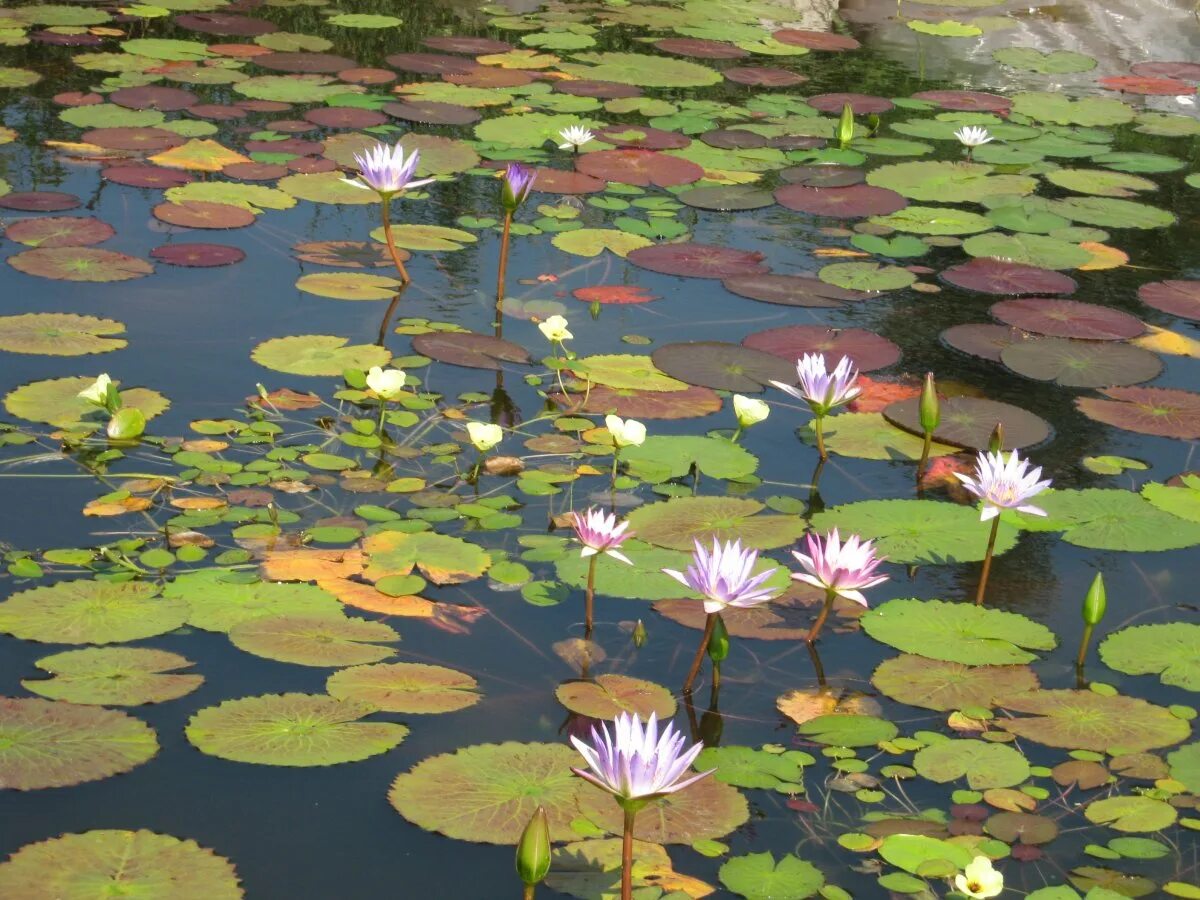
[1083,572,1106,626]
[707,614,729,663]
[515,806,551,886]
[733,394,769,428]
[988,422,1004,453]
[106,407,146,441]
[836,103,855,148]
[632,619,647,648]
[605,414,646,448]
[919,372,940,434]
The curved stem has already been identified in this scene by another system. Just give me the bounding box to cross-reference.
[380,196,411,285]
[621,808,636,900]
[974,517,1001,606]
[806,587,838,644]
[585,553,598,636]
[610,446,620,491]
[814,414,827,460]
[496,212,513,338]
[682,613,716,695]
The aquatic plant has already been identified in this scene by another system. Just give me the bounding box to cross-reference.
[772,353,861,460]
[342,142,433,286]
[791,529,888,643]
[570,507,634,633]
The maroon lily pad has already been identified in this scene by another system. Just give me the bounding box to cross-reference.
[1076,386,1200,439]
[941,258,1077,296]
[109,86,199,111]
[911,90,1011,112]
[33,31,101,46]
[723,273,871,308]
[0,192,81,212]
[423,36,513,54]
[293,241,393,268]
[627,243,769,279]
[174,13,277,35]
[385,53,479,76]
[263,120,315,135]
[337,68,397,85]
[444,67,532,88]
[653,38,749,59]
[742,325,901,371]
[4,216,115,249]
[990,298,1144,340]
[82,127,184,152]
[152,201,256,230]
[772,29,861,50]
[940,323,1021,362]
[382,101,480,126]
[54,92,103,108]
[594,126,690,151]
[287,158,337,174]
[554,384,723,420]
[8,247,153,282]
[303,107,388,129]
[246,138,322,156]
[187,104,248,121]
[529,168,606,195]
[701,129,768,150]
[1098,75,1192,95]
[572,285,660,304]
[808,93,894,114]
[255,52,358,74]
[780,165,864,187]
[102,165,194,189]
[652,342,797,392]
[725,67,807,87]
[885,396,1052,450]
[1131,61,1200,81]
[236,100,293,113]
[554,80,643,98]
[411,332,531,370]
[1138,280,1200,321]
[576,149,703,187]
[151,243,246,267]
[775,183,907,218]
[223,162,289,181]
[1001,337,1162,388]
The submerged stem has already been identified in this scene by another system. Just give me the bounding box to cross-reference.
[974,517,1001,606]
[683,613,717,695]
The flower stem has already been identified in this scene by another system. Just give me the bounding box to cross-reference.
[731,425,743,443]
[610,446,620,492]
[682,613,717,695]
[377,400,388,435]
[974,517,1001,606]
[621,808,636,900]
[814,414,827,460]
[1075,622,1095,671]
[585,553,598,636]
[806,587,838,644]
[496,211,513,336]
[523,886,536,900]
[916,430,932,483]
[380,196,411,285]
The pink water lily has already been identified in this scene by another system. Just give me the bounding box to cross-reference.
[792,529,888,608]
[342,142,435,196]
[955,450,1052,521]
[662,538,782,615]
[571,507,633,565]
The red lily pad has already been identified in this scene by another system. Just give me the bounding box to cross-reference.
[780,165,863,187]
[654,583,832,641]
[411,332,531,370]
[4,216,115,249]
[175,12,278,35]
[725,67,807,87]
[773,29,860,50]
[304,107,388,129]
[528,168,606,195]
[153,201,256,229]
[941,323,1021,362]
[423,36,513,54]
[572,285,660,304]
[553,384,722,420]
[255,52,358,74]
[82,127,184,152]
[102,165,194,189]
[941,258,1077,295]
[652,342,797,392]
[1076,386,1200,439]
[723,273,871,307]
[627,243,768,279]
[185,103,249,120]
[1099,75,1192,95]
[337,68,397,85]
[911,90,1011,112]
[0,192,81,212]
[576,149,703,187]
[1138,280,1200,321]
[654,38,749,59]
[54,92,103,107]
[1001,337,1162,387]
[808,93,894,114]
[385,53,479,76]
[263,120,314,135]
[990,298,1144,340]
[246,138,322,156]
[594,125,690,150]
[554,80,643,98]
[8,248,153,282]
[775,183,907,218]
[383,101,480,126]
[885,396,1052,450]
[110,86,198,111]
[236,100,292,113]
[701,129,768,150]
[743,325,901,371]
[1131,61,1200,81]
[445,67,532,88]
[151,243,246,267]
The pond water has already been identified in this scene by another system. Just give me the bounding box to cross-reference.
[0,0,1198,898]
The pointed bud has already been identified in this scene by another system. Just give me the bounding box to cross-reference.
[836,104,855,148]
[988,422,1004,453]
[707,614,729,663]
[632,619,647,648]
[1083,573,1106,626]
[919,372,940,434]
[515,806,551,886]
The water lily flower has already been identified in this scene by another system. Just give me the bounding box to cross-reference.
[792,529,888,608]
[466,421,503,452]
[605,414,645,448]
[955,856,1003,899]
[342,142,435,196]
[78,373,114,409]
[538,314,572,343]
[501,162,537,212]
[954,126,993,148]
[955,449,1052,521]
[772,353,861,417]
[733,394,769,428]
[571,507,633,565]
[366,366,406,401]
[558,124,596,151]
[663,538,782,615]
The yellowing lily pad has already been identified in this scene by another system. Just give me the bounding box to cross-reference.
[22,647,202,705]
[363,530,491,585]
[572,354,688,392]
[628,496,806,550]
[861,598,1057,665]
[0,313,127,356]
[872,654,1039,710]
[326,662,481,714]
[997,690,1190,753]
[368,224,478,252]
[164,571,344,633]
[4,375,168,429]
[251,335,391,376]
[295,272,401,300]
[0,580,187,644]
[228,614,399,667]
[555,674,677,721]
[912,738,1030,789]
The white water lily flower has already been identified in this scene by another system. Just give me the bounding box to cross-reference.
[954,126,993,148]
[538,315,572,342]
[558,125,596,151]
[466,421,503,452]
[733,394,769,428]
[605,414,646,448]
[366,366,406,400]
[78,373,113,407]
[954,856,1003,899]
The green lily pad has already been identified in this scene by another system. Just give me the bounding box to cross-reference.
[164,571,344,633]
[475,112,600,148]
[866,161,1036,202]
[1098,624,1200,691]
[558,52,723,87]
[913,738,1030,789]
[4,376,168,429]
[581,774,749,844]
[963,233,1093,270]
[1142,476,1200,522]
[295,272,402,301]
[818,262,916,292]
[555,674,677,720]
[553,228,654,258]
[186,693,407,766]
[229,614,398,667]
[22,648,202,705]
[810,499,1019,564]
[0,831,243,900]
[872,654,1039,710]
[796,714,898,747]
[878,834,973,874]
[807,412,958,461]
[1085,796,1178,833]
[0,313,127,356]
[719,852,824,900]
[1016,488,1200,551]
[620,435,758,484]
[326,662,482,714]
[277,172,377,206]
[861,598,1057,665]
[251,335,391,376]
[1044,169,1158,198]
[165,182,295,213]
[1167,742,1200,793]
[572,355,689,392]
[363,530,491,585]
[695,745,809,791]
[627,496,807,550]
[870,205,993,235]
[0,697,158,789]
[993,47,1097,74]
[1001,337,1161,388]
[997,690,1190,753]
[0,580,187,644]
[1046,196,1175,229]
[1011,92,1135,126]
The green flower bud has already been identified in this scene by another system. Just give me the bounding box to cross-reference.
[106,407,146,441]
[707,614,729,663]
[836,104,855,148]
[988,422,1004,453]
[919,372,940,434]
[632,619,647,648]
[515,806,551,886]
[1083,573,1106,626]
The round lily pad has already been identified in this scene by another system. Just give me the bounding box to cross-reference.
[0,830,242,900]
[819,262,916,292]
[651,342,795,392]
[0,697,158,789]
[654,37,750,58]
[872,655,1039,711]
[963,232,1093,270]
[867,161,1034,202]
[292,241,392,268]
[556,384,722,420]
[941,258,1078,295]
[186,693,407,766]
[860,598,1056,665]
[627,242,768,279]
[996,690,1190,753]
[5,375,168,429]
[780,166,862,187]
[1076,386,1200,439]
[655,583,842,642]
[677,185,774,210]
[295,272,402,301]
[410,332,531,370]
[870,205,993,235]
[941,323,1020,362]
[4,216,115,248]
[1138,280,1200,321]
[559,52,722,87]
[884,396,1051,450]
[229,614,399,667]
[0,580,187,644]
[153,200,256,229]
[1026,487,1200,551]
[796,713,898,746]
[913,738,1030,789]
[743,325,900,372]
[251,335,390,376]
[723,274,870,308]
[572,354,687,392]
[1085,796,1178,833]
[103,164,195,189]
[912,89,1011,111]
[1001,337,1162,387]
[363,530,491,585]
[774,183,907,218]
[0,313,126,356]
[577,150,704,187]
[8,247,153,282]
[22,648,202,706]
[390,742,596,843]
[255,52,357,73]
[724,67,806,87]
[1168,742,1200,793]
[0,191,80,212]
[151,243,245,267]
[1098,623,1200,691]
[555,674,677,720]
[805,412,958,461]
[1047,196,1175,230]
[628,496,806,551]
[990,298,1144,340]
[382,100,480,126]
[326,662,481,714]
[773,29,860,50]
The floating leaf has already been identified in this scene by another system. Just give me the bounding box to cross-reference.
[1001,337,1161,388]
[572,354,688,392]
[1046,196,1175,230]
[942,257,1078,295]
[723,274,870,308]
[695,745,808,791]
[997,690,1190,753]
[1098,624,1200,690]
[165,571,343,633]
[229,614,398,667]
[620,435,758,483]
[796,714,898,747]
[582,775,749,843]
[326,662,481,714]
[0,580,186,644]
[861,598,1057,665]
[913,739,1030,789]
[411,332,530,370]
[870,205,993,235]
[867,161,1035,203]
[628,496,806,551]
[363,530,491,585]
[627,243,768,279]
[742,325,900,371]
[774,183,906,218]
[295,272,401,301]
[558,52,723,88]
[186,694,407,766]
[556,674,677,720]
[819,262,916,292]
[993,47,1096,74]
[552,228,652,258]
[1168,742,1200,793]
[0,313,126,356]
[719,852,824,900]
[544,838,715,899]
[990,298,1143,340]
[3,215,115,248]
[1076,386,1200,439]
[806,412,957,461]
[22,648,202,705]
[885,396,1051,450]
[1138,279,1200,321]
[1019,488,1200,551]
[8,247,152,282]
[4,376,168,429]
[251,335,390,376]
[1085,796,1178,833]
[872,655,1039,711]
[651,342,795,392]
[878,834,973,874]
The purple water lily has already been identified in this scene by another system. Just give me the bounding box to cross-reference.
[343,142,435,196]
[501,161,537,212]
